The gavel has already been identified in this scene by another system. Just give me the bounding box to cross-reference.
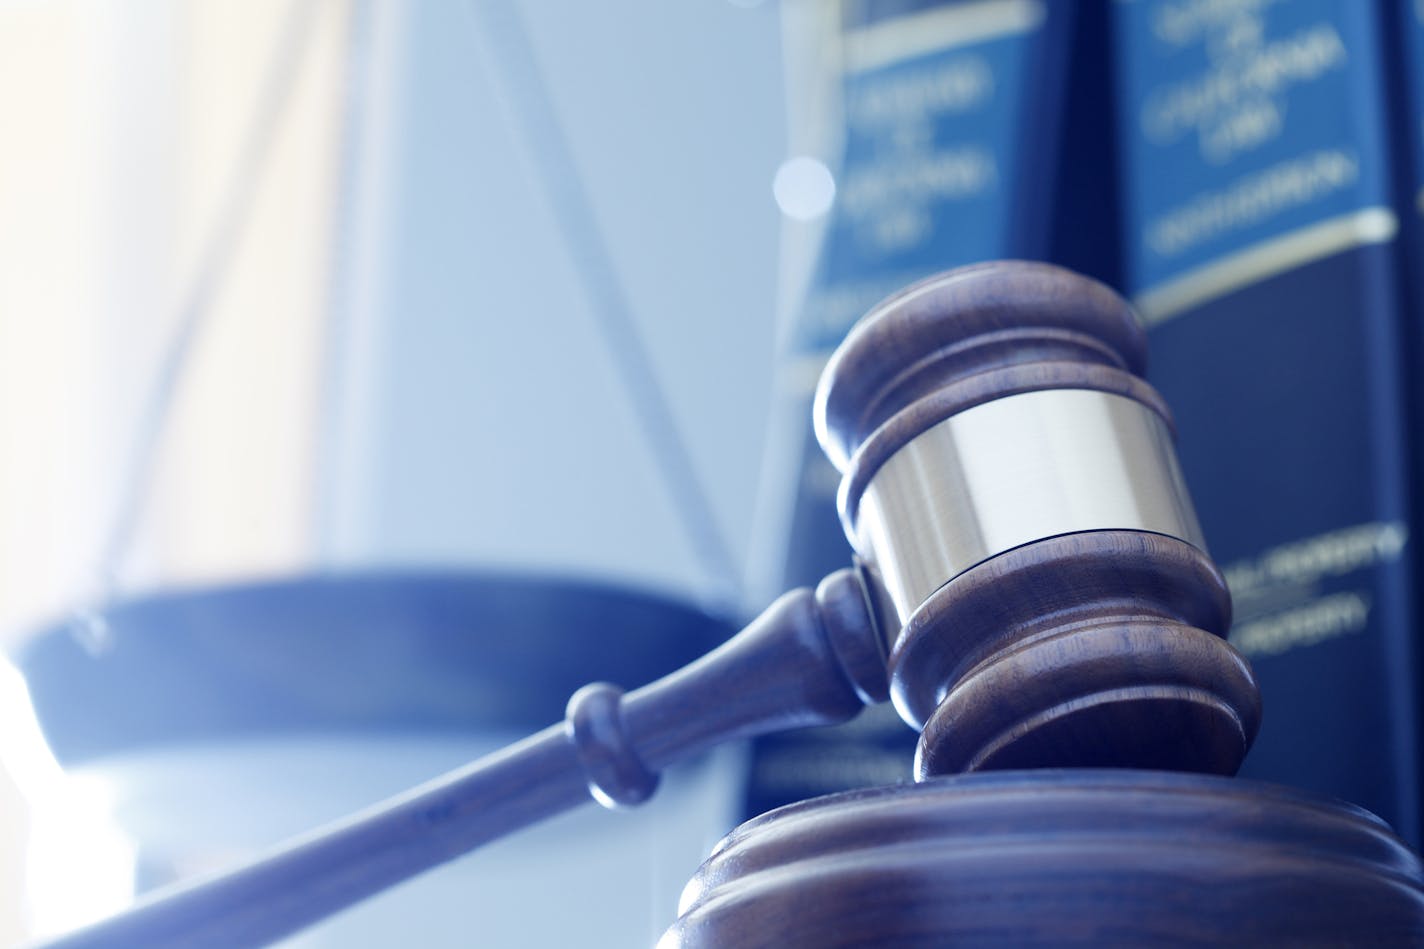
[43,262,1424,948]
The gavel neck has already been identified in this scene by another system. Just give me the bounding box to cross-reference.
[613,565,890,783]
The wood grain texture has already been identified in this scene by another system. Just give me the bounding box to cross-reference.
[664,770,1424,948]
[897,530,1260,778]
[816,261,1262,778]
[815,260,1146,472]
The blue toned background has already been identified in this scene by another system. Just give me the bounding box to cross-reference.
[0,2,795,944]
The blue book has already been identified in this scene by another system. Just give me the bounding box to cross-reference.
[1113,0,1420,843]
[745,0,1079,819]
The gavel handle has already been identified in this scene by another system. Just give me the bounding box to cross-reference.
[40,568,887,949]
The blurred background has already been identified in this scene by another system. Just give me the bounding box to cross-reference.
[0,1,794,943]
[0,0,794,656]
[4,1,1423,946]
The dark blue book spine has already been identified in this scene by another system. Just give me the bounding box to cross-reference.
[1389,0,1424,845]
[744,0,1074,819]
[1114,0,1419,842]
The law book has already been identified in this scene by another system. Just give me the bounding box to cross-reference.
[1112,0,1420,843]
[743,0,1085,819]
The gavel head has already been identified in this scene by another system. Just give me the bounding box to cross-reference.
[814,260,1261,779]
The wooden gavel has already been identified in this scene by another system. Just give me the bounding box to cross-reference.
[45,262,1424,948]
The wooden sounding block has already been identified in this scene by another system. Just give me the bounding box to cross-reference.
[665,770,1424,947]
